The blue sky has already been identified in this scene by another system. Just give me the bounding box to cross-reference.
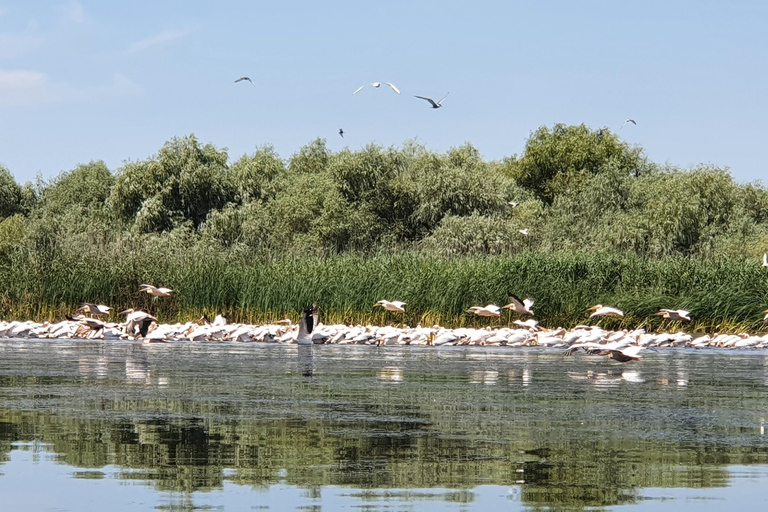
[0,1,766,184]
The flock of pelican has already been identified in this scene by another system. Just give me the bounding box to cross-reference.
[2,282,768,362]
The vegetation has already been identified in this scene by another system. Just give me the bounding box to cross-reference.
[1,125,767,329]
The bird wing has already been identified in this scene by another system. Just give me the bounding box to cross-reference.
[352,85,365,95]
[506,293,525,311]
[437,92,449,105]
[383,82,401,94]
[620,345,643,359]
[392,301,406,308]
[414,95,438,107]
[523,297,535,310]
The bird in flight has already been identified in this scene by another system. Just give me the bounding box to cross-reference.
[414,92,449,109]
[621,119,636,128]
[339,128,344,138]
[234,77,255,86]
[519,228,529,236]
[353,82,401,95]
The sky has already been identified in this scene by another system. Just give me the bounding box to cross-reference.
[0,0,766,184]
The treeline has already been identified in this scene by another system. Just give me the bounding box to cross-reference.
[1,124,767,324]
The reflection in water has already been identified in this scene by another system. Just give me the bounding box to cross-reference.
[1,341,768,511]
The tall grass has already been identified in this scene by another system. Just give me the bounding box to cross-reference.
[2,249,767,333]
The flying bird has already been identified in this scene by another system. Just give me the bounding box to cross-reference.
[588,304,624,318]
[353,82,401,95]
[374,300,406,313]
[655,309,691,322]
[508,201,519,208]
[502,294,534,316]
[519,229,529,236]
[77,303,111,317]
[339,128,344,138]
[120,309,157,338]
[621,119,636,128]
[414,92,449,109]
[139,284,173,297]
[234,77,255,86]
[467,304,501,317]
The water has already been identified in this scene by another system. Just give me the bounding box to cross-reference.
[1,339,768,511]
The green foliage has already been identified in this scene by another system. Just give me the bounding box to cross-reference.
[0,165,23,218]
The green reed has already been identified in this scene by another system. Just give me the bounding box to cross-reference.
[2,249,767,332]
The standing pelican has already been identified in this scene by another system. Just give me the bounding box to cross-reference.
[353,82,401,94]
[374,300,406,313]
[235,77,255,86]
[467,304,501,317]
[296,304,318,345]
[502,294,534,315]
[655,309,691,322]
[588,304,624,318]
[139,284,173,297]
[77,303,111,317]
[414,92,449,108]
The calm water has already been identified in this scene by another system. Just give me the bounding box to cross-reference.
[1,340,768,511]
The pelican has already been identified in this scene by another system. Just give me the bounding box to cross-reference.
[763,253,768,267]
[502,294,534,315]
[120,309,156,337]
[296,304,318,345]
[339,128,344,138]
[139,284,173,297]
[353,82,400,95]
[763,309,768,325]
[566,342,643,362]
[374,300,406,313]
[655,309,691,322]
[77,317,106,336]
[513,318,539,330]
[519,229,529,236]
[588,304,624,318]
[414,92,448,108]
[235,76,255,86]
[77,303,111,317]
[621,119,636,128]
[467,304,501,317]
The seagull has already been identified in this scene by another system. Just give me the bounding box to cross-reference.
[234,77,255,86]
[655,309,691,322]
[519,229,529,236]
[467,304,501,317]
[502,294,534,315]
[588,304,624,318]
[139,284,173,297]
[296,304,318,345]
[77,303,111,317]
[763,253,768,267]
[353,82,401,95]
[339,128,344,138]
[374,300,406,313]
[621,119,636,128]
[414,92,449,109]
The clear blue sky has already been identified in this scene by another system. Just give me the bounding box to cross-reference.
[0,0,766,184]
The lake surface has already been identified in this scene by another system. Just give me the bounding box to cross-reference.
[1,340,768,511]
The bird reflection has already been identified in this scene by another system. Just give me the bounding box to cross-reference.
[298,345,315,377]
[377,366,403,383]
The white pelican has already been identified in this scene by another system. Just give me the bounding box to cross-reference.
[374,300,406,313]
[467,304,501,317]
[120,309,156,337]
[502,294,534,315]
[621,119,636,128]
[235,76,255,86]
[588,304,624,318]
[763,253,768,267]
[353,82,400,95]
[519,229,529,236]
[77,303,111,317]
[566,342,643,362]
[655,309,691,322]
[139,284,173,297]
[414,92,448,108]
[513,319,539,331]
[296,304,318,345]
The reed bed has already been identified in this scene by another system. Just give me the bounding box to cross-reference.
[2,249,767,333]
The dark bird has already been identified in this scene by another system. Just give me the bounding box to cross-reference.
[234,76,255,87]
[621,119,636,128]
[596,128,607,141]
[339,128,344,138]
[120,309,156,338]
[502,293,535,316]
[414,92,449,109]
[296,304,319,345]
